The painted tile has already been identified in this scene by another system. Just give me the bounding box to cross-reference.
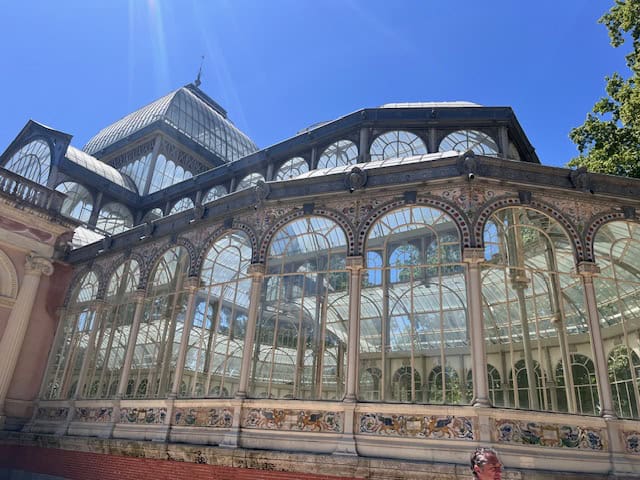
[358,413,474,440]
[241,408,343,433]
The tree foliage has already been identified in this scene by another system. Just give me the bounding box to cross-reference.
[569,0,640,177]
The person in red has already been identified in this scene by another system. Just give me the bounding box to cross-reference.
[470,447,503,479]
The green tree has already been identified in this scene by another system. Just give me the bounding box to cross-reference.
[569,0,640,177]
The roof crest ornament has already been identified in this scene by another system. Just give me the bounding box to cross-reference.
[194,55,204,88]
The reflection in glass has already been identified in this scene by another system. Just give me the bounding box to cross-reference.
[127,247,190,398]
[594,221,640,419]
[359,206,468,404]
[251,216,348,400]
[42,271,99,399]
[482,207,596,414]
[81,260,140,399]
[181,231,252,397]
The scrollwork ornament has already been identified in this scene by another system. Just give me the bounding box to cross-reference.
[25,253,54,276]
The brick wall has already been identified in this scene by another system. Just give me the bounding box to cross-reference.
[0,445,357,480]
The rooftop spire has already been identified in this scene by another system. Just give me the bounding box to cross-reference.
[194,55,204,88]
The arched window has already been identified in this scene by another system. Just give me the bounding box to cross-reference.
[236,172,265,191]
[427,365,462,404]
[393,366,422,402]
[149,154,193,193]
[169,197,194,215]
[359,206,467,404]
[181,231,252,398]
[119,152,152,193]
[82,260,140,399]
[3,139,51,185]
[465,365,502,405]
[359,367,382,401]
[318,140,358,169]
[608,346,640,418]
[202,185,228,204]
[369,131,426,162]
[142,208,163,223]
[508,359,547,410]
[127,247,190,398]
[250,216,348,400]
[438,130,499,156]
[482,207,591,413]
[42,271,100,399]
[96,202,133,235]
[555,353,599,415]
[593,221,640,419]
[55,182,93,223]
[275,157,309,180]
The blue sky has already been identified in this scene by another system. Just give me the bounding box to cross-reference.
[0,1,627,168]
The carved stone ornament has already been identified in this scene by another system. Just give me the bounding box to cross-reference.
[254,180,270,204]
[25,253,54,276]
[345,166,367,192]
[569,167,591,191]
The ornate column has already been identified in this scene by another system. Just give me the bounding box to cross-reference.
[170,277,200,396]
[116,289,146,398]
[578,261,616,418]
[236,263,265,398]
[0,253,53,421]
[344,256,363,402]
[463,248,490,407]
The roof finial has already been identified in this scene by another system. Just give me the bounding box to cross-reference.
[194,55,204,88]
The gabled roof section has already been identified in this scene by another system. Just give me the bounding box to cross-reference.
[82,84,258,163]
[65,145,138,193]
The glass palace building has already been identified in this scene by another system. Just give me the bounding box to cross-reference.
[2,84,640,479]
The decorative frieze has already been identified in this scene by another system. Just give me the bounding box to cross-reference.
[119,407,167,425]
[494,419,604,450]
[36,407,69,421]
[358,413,474,440]
[74,407,112,423]
[173,407,233,428]
[623,431,640,454]
[241,408,343,433]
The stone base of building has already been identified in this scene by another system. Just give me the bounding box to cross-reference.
[1,432,639,480]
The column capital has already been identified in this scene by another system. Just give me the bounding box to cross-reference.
[133,288,146,303]
[462,247,485,264]
[248,263,266,277]
[184,276,200,292]
[577,261,600,277]
[346,256,364,271]
[25,253,54,276]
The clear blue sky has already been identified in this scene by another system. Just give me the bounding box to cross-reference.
[0,1,627,168]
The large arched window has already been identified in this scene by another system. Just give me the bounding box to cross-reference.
[96,203,133,235]
[55,182,93,223]
[149,154,193,193]
[594,221,640,419]
[169,197,195,215]
[81,260,140,399]
[359,206,467,404]
[3,139,51,185]
[482,207,594,413]
[180,232,252,398]
[318,140,358,169]
[42,271,100,399]
[236,172,265,191]
[126,247,190,398]
[250,216,348,400]
[369,131,426,162]
[555,353,599,415]
[608,346,640,418]
[439,130,499,156]
[275,157,309,180]
[202,185,228,204]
